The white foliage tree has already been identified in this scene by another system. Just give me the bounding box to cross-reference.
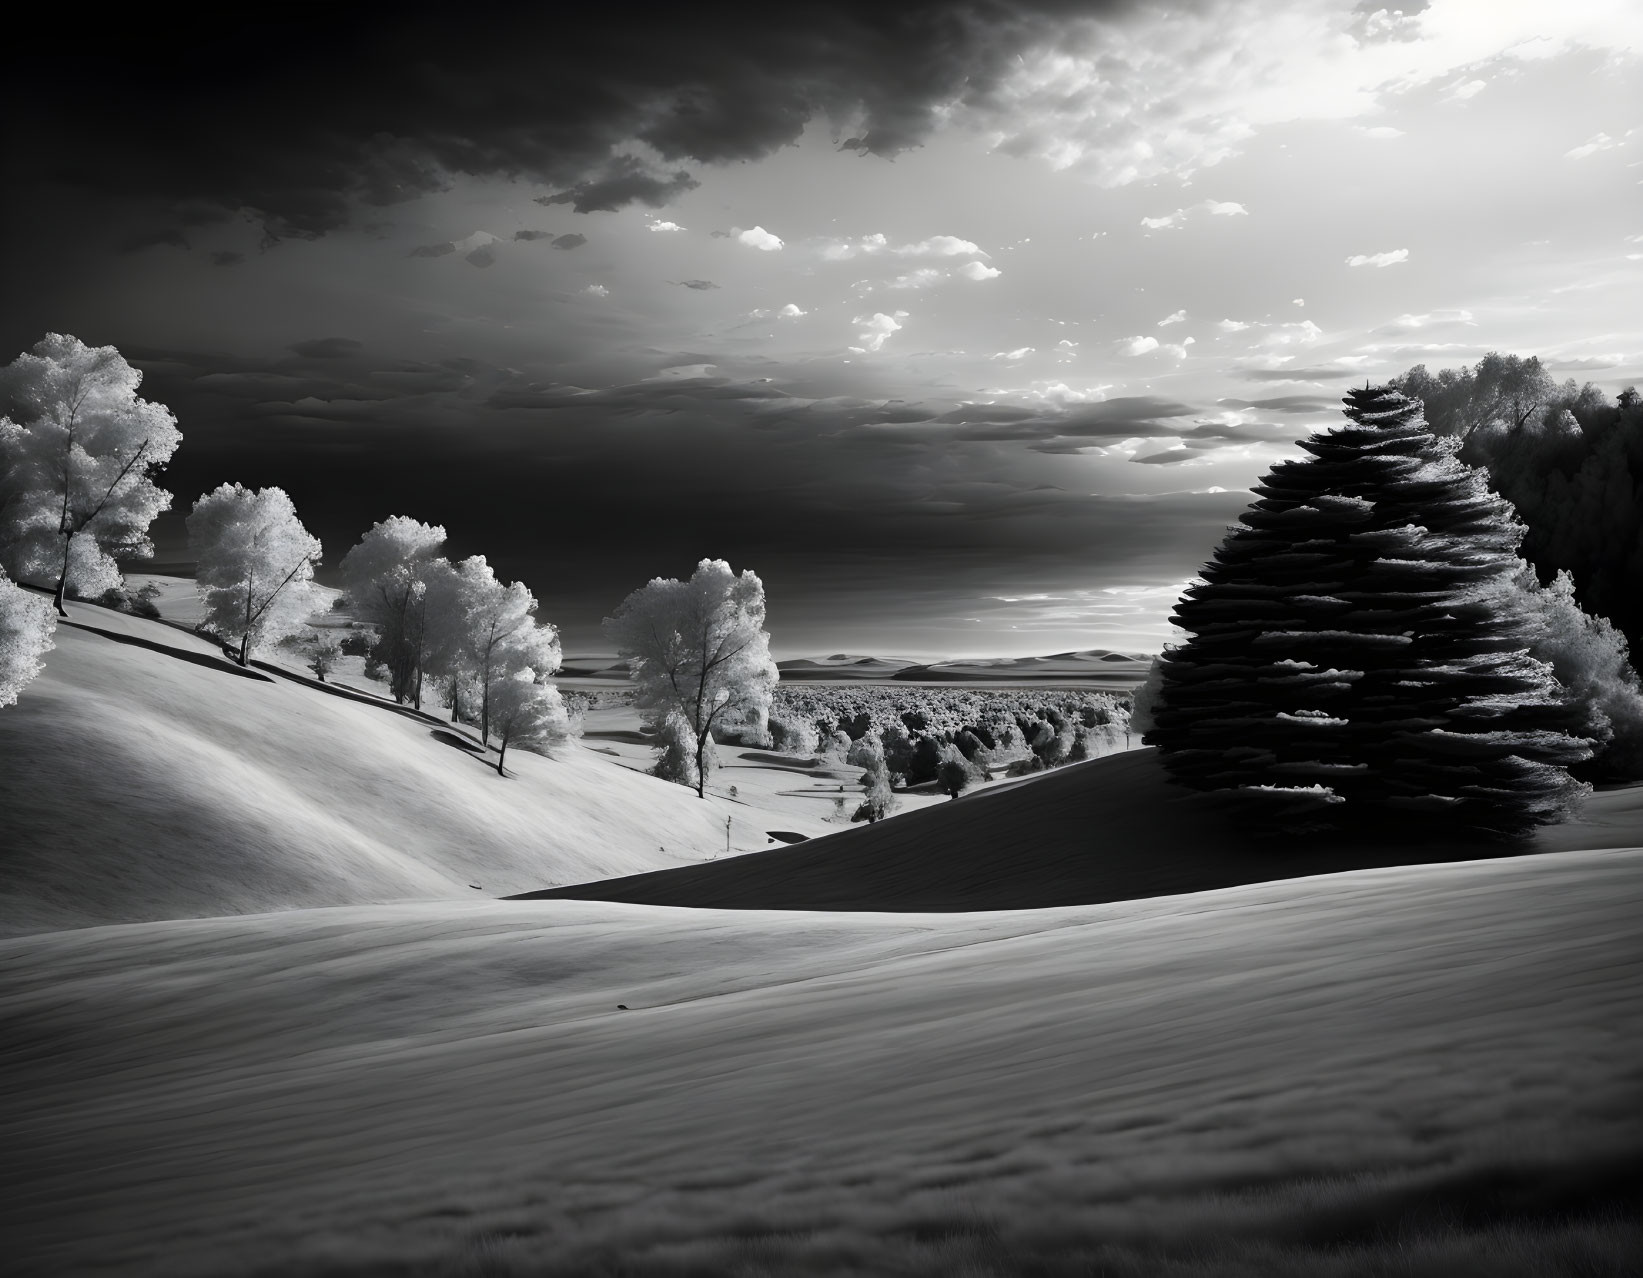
[0,571,56,709]
[1515,568,1643,780]
[337,516,447,706]
[187,483,323,666]
[450,555,561,745]
[604,559,777,798]
[0,334,183,615]
[488,666,574,776]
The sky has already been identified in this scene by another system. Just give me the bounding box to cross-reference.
[3,0,1639,658]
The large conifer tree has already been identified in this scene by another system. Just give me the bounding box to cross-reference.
[1145,385,1591,835]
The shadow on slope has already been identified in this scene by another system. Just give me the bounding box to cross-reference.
[514,750,1643,912]
[60,618,273,680]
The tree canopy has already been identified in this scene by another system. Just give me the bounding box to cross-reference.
[604,558,777,798]
[0,335,182,615]
[1392,354,1642,656]
[187,483,323,667]
[0,572,55,710]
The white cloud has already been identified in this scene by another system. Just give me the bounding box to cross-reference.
[1345,248,1410,268]
[1378,308,1475,333]
[850,310,908,353]
[1057,339,1078,348]
[1256,320,1324,349]
[1441,78,1488,102]
[959,261,1002,281]
[992,347,1036,361]
[1566,132,1620,160]
[1140,199,1248,231]
[969,2,1643,188]
[581,283,609,298]
[647,219,685,233]
[779,303,807,318]
[1293,298,1305,307]
[1119,335,1160,356]
[1218,318,1251,332]
[1158,310,1187,327]
[818,232,989,261]
[821,232,887,261]
[887,268,947,290]
[897,235,984,257]
[1358,125,1405,139]
[735,225,784,251]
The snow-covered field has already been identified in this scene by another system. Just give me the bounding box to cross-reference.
[2,589,1639,1275]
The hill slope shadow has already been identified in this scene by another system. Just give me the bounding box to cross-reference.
[61,620,274,681]
[513,749,1561,912]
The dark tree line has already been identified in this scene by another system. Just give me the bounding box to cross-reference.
[1391,355,1642,656]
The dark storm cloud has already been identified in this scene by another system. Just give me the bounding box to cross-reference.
[1239,365,1373,383]
[408,242,457,259]
[4,2,1131,241]
[538,160,701,214]
[549,234,588,250]
[1218,395,1339,413]
[208,251,246,268]
[465,245,498,268]
[1131,447,1200,464]
[118,228,191,254]
[674,279,721,290]
[288,338,365,361]
[513,230,554,242]
[126,342,1244,650]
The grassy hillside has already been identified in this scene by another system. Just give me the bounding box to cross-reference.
[0,602,819,935]
[4,849,1638,1275]
[519,747,1643,911]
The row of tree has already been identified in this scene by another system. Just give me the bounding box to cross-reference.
[0,334,575,775]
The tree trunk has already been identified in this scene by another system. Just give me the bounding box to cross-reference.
[238,633,250,667]
[53,532,73,617]
[496,736,507,777]
[695,728,709,798]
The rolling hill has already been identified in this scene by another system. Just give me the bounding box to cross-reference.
[0,601,802,936]
[5,850,1638,1275]
[3,587,1640,1275]
[516,747,1643,911]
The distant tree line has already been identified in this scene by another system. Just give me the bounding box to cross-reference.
[1391,354,1642,656]
[752,685,1131,813]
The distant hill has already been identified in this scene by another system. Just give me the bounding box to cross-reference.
[775,649,1153,684]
